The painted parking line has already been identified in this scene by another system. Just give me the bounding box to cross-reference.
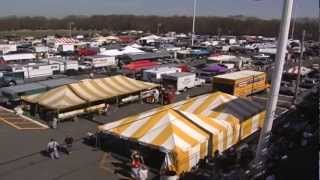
[99,153,130,179]
[99,153,113,173]
[0,106,48,130]
[0,118,23,129]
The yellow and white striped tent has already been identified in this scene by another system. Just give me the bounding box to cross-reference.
[68,75,159,102]
[209,97,266,139]
[22,86,86,110]
[22,75,159,111]
[98,91,265,173]
[99,109,210,174]
[169,91,265,140]
[179,111,240,154]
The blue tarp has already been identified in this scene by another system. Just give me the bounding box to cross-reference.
[190,49,210,56]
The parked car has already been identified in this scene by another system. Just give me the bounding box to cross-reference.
[197,71,215,83]
[279,81,295,96]
[300,78,318,89]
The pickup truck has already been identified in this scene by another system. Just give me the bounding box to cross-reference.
[194,77,206,86]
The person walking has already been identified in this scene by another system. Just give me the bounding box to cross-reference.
[47,139,60,159]
[138,165,149,180]
[64,136,74,155]
[104,103,110,116]
[89,72,94,79]
[52,117,58,129]
[154,89,160,103]
[131,150,144,179]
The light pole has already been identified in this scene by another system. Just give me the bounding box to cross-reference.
[191,0,197,46]
[318,0,320,42]
[69,22,74,38]
[255,0,294,162]
[290,1,296,40]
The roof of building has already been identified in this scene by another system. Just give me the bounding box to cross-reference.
[144,66,181,73]
[1,83,46,94]
[127,51,171,61]
[1,53,36,61]
[162,72,195,78]
[37,78,78,89]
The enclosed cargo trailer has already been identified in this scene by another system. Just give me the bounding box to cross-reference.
[212,70,268,97]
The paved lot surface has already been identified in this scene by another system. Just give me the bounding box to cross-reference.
[0,84,212,180]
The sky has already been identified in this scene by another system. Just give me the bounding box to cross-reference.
[0,0,317,19]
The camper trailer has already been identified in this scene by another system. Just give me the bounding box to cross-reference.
[80,55,117,70]
[10,63,60,79]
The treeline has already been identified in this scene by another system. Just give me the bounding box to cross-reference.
[0,15,317,39]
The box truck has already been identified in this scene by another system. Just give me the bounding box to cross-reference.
[142,66,181,83]
[162,72,205,91]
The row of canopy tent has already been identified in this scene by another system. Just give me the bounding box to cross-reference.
[22,75,159,112]
[98,91,266,174]
[100,46,145,56]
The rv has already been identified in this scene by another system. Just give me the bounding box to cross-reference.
[162,72,205,91]
[142,66,181,83]
[80,55,117,70]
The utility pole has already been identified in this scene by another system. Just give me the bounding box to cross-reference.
[293,30,305,105]
[191,0,197,47]
[255,0,293,163]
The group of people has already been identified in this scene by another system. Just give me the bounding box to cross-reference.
[182,146,255,180]
[46,136,74,159]
[130,150,148,180]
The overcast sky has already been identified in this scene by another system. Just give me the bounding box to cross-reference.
[0,0,317,19]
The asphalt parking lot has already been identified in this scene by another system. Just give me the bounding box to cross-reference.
[0,84,212,180]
